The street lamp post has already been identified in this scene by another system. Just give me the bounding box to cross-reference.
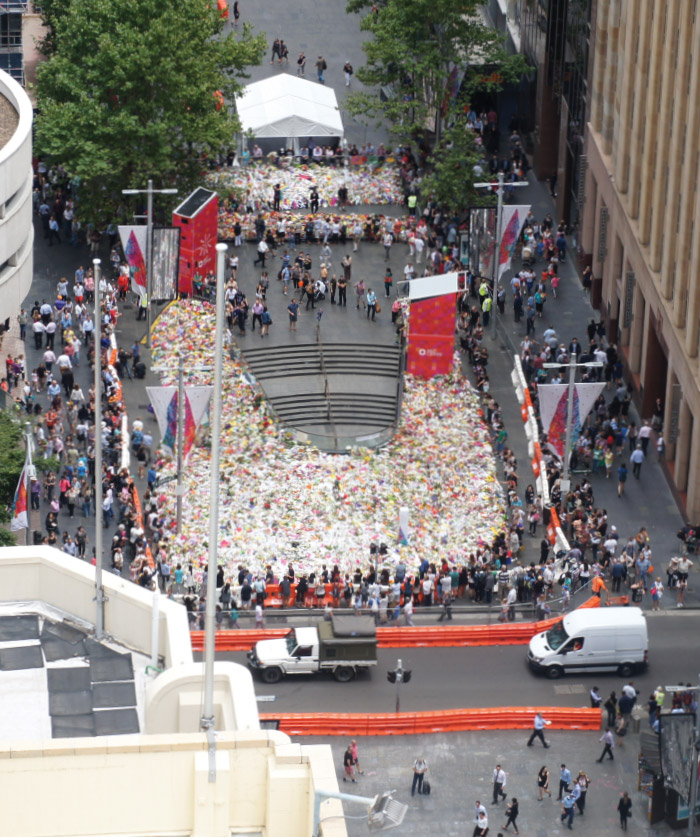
[93,258,106,639]
[474,173,528,341]
[200,242,228,783]
[121,181,178,348]
[542,354,603,494]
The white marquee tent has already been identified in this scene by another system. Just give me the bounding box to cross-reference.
[235,75,344,140]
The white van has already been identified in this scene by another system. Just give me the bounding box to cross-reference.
[527,607,648,679]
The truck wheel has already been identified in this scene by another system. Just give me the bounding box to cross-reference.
[261,667,283,684]
[617,663,634,677]
[333,666,355,683]
[546,665,564,680]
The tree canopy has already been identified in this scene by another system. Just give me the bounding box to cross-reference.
[0,412,27,546]
[35,0,266,224]
[418,123,493,216]
[346,0,527,144]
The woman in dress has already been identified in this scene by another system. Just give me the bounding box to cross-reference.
[537,765,552,800]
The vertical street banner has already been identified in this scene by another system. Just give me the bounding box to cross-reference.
[151,227,181,301]
[538,382,605,460]
[118,225,148,298]
[406,294,457,378]
[10,467,28,531]
[659,713,696,803]
[498,205,531,285]
[146,386,213,461]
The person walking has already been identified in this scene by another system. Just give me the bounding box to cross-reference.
[537,765,552,800]
[411,756,428,796]
[343,60,353,86]
[350,739,363,775]
[366,287,377,320]
[296,51,306,76]
[630,444,645,479]
[560,792,575,830]
[316,55,327,83]
[590,687,602,708]
[604,691,618,727]
[473,810,489,837]
[558,764,571,800]
[527,712,550,747]
[596,728,615,762]
[253,238,269,267]
[383,231,393,260]
[502,797,519,834]
[617,462,628,496]
[617,791,632,830]
[575,771,590,814]
[492,764,507,804]
[343,745,356,782]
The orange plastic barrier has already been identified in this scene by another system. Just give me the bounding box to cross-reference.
[190,628,289,652]
[259,706,603,736]
[190,616,561,653]
[578,596,601,609]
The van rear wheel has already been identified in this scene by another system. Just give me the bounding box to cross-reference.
[333,666,355,682]
[261,666,283,684]
[617,663,634,677]
[546,665,564,680]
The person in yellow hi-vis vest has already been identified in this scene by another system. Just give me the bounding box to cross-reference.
[481,294,492,327]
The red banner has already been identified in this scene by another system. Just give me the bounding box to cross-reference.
[406,295,456,379]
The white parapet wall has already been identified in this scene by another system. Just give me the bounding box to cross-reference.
[146,661,261,734]
[0,546,348,836]
[0,69,34,322]
[0,546,192,668]
[0,732,347,837]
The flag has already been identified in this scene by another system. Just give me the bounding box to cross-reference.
[497,205,530,285]
[10,468,28,532]
[119,225,148,298]
[146,385,213,462]
[539,382,605,461]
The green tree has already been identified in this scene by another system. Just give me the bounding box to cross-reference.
[35,0,266,225]
[418,121,495,216]
[346,0,527,144]
[0,412,27,546]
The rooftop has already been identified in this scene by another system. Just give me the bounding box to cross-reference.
[0,92,19,153]
[0,602,148,741]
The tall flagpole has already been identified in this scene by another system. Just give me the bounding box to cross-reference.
[24,422,33,547]
[201,242,228,782]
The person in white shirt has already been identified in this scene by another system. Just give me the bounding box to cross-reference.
[527,712,550,747]
[492,764,507,804]
[414,236,425,262]
[506,586,517,621]
[411,757,428,796]
[474,810,489,836]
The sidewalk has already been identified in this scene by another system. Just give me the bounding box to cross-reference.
[312,728,672,836]
[470,171,690,608]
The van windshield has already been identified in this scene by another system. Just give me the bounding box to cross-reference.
[546,621,570,651]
